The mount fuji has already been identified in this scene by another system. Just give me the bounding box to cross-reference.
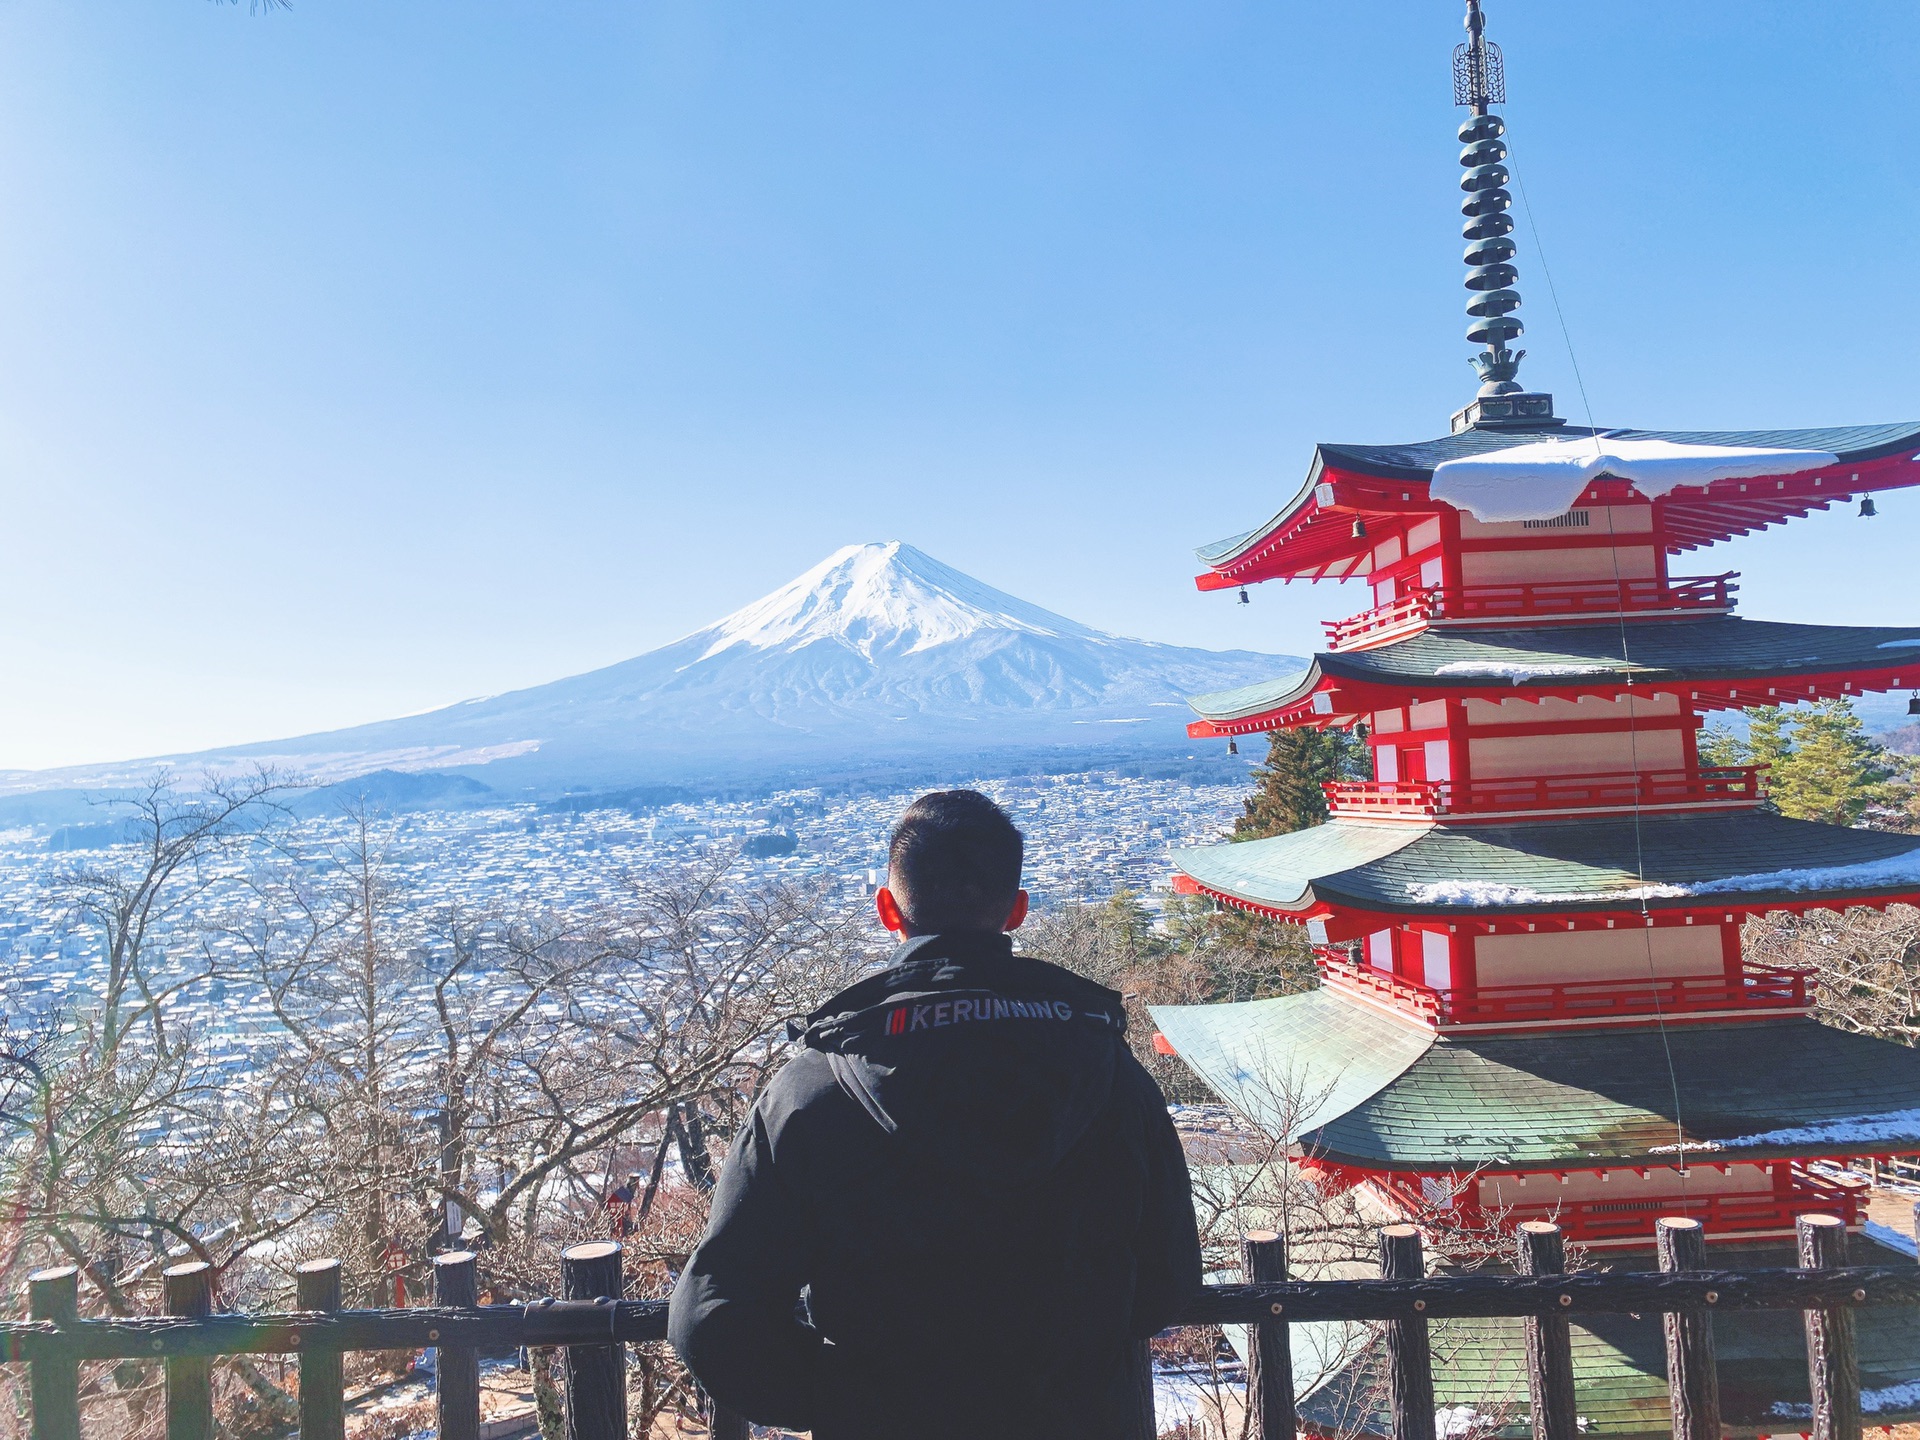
[2,543,1298,803]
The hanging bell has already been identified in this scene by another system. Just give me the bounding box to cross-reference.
[1908,692,1920,716]
[1238,587,1250,605]
[1227,737,1239,755]
[1860,496,1878,518]
[1351,517,1368,540]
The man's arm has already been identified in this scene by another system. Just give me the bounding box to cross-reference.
[667,1102,823,1428]
[1121,1054,1204,1337]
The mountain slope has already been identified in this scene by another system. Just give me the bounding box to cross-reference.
[3,543,1300,796]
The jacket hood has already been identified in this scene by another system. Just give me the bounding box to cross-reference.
[790,933,1130,1187]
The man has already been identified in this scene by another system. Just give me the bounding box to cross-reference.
[669,789,1202,1439]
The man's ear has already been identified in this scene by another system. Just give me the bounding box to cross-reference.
[875,886,910,936]
[1003,889,1030,932]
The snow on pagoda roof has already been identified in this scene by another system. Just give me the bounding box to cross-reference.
[1171,810,1920,920]
[1150,991,1920,1167]
[1429,436,1840,523]
[1193,420,1920,586]
[1186,616,1920,731]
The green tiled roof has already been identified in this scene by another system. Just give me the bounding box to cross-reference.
[1291,1236,1920,1438]
[1153,990,1433,1143]
[1189,617,1920,722]
[1172,812,1920,917]
[1153,993,1920,1167]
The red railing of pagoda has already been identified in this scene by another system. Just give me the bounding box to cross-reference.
[1322,572,1738,650]
[1475,1170,1865,1246]
[1320,956,1814,1029]
[1322,766,1766,819]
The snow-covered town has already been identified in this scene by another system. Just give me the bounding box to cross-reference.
[0,768,1248,1031]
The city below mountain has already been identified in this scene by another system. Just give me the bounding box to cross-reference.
[1,543,1297,815]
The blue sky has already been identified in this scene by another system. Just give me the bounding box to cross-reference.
[1,1,1916,770]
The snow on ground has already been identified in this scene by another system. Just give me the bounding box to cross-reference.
[1430,437,1839,524]
[1153,1365,1243,1435]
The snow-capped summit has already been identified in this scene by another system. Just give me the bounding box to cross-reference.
[697,541,1099,662]
[6,543,1301,797]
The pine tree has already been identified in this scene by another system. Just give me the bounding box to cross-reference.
[1233,726,1370,840]
[1746,706,1794,775]
[1706,701,1912,828]
[1772,700,1901,826]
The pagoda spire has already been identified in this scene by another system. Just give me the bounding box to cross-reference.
[1448,0,1557,432]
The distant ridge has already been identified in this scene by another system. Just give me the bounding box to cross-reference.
[0,542,1300,803]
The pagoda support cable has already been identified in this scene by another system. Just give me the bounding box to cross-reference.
[1596,493,1692,1184]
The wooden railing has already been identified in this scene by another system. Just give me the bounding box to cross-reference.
[1322,573,1738,650]
[1321,956,1814,1029]
[6,1218,1911,1440]
[1323,766,1767,820]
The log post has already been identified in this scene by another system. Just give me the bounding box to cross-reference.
[27,1266,81,1440]
[432,1251,481,1440]
[1656,1216,1719,1440]
[1516,1222,1576,1440]
[1244,1230,1297,1440]
[1380,1225,1436,1440]
[1798,1214,1860,1440]
[560,1242,627,1440]
[296,1259,346,1440]
[163,1261,215,1440]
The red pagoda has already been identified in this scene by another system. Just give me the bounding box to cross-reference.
[1152,1,1920,1260]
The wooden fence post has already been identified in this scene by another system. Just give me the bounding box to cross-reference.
[163,1261,215,1440]
[296,1258,346,1440]
[1656,1216,1719,1440]
[27,1266,81,1440]
[1799,1214,1861,1440]
[1380,1225,1436,1440]
[561,1242,628,1440]
[432,1250,481,1440]
[1516,1222,1576,1440]
[1244,1230,1297,1440]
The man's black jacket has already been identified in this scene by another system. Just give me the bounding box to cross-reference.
[667,931,1203,1440]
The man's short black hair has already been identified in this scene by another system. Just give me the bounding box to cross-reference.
[887,789,1024,934]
